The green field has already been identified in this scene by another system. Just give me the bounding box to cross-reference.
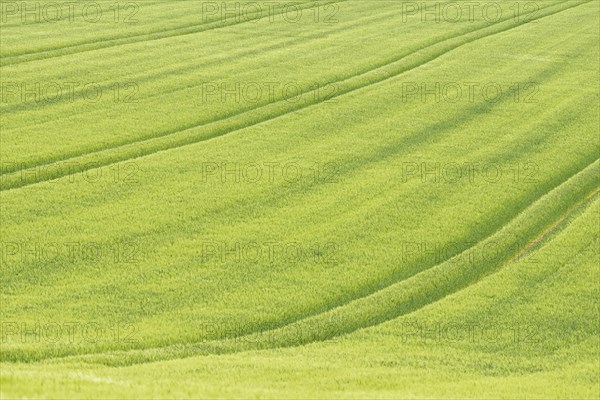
[0,0,599,398]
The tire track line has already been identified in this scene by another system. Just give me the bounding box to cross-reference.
[8,157,598,365]
[0,4,400,120]
[105,159,600,365]
[0,0,471,170]
[3,53,588,340]
[2,0,590,191]
[0,0,345,66]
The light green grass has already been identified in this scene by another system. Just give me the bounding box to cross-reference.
[1,1,599,398]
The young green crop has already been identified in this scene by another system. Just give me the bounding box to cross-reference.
[1,1,598,398]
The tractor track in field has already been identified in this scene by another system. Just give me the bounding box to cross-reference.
[0,0,591,192]
[0,0,596,365]
[2,41,589,357]
[2,58,592,358]
[87,160,599,366]
[508,188,600,264]
[0,0,345,66]
[0,5,404,120]
[96,159,600,365]
[5,156,597,365]
[0,0,491,173]
[0,1,196,28]
[0,0,571,174]
[154,47,596,347]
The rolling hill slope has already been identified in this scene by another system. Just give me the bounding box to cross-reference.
[1,1,598,398]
